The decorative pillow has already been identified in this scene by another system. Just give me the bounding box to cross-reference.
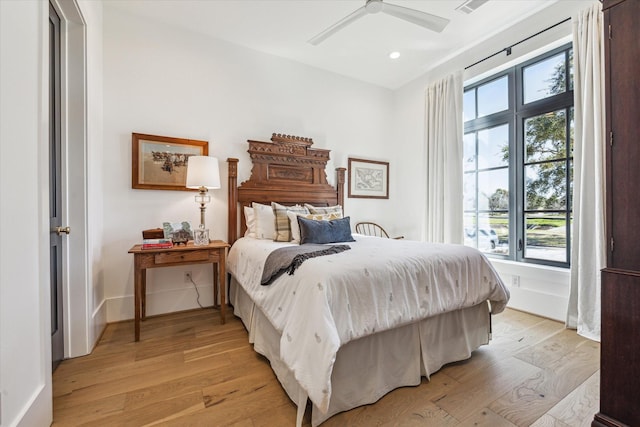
[298,216,355,245]
[271,202,309,242]
[243,206,256,238]
[252,202,276,240]
[287,211,343,243]
[304,203,343,216]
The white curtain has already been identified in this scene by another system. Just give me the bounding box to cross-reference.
[424,72,464,244]
[566,3,606,342]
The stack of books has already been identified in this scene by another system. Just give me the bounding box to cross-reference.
[142,238,173,249]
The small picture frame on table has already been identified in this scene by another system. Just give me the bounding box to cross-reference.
[348,158,389,199]
[163,221,193,245]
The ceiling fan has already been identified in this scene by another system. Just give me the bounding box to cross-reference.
[308,0,450,46]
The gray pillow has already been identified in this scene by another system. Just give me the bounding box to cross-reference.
[298,216,355,244]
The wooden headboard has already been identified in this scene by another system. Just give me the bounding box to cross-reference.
[227,133,345,244]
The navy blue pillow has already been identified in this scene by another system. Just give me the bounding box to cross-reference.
[297,216,355,244]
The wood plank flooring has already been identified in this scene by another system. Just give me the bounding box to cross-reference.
[52,308,599,426]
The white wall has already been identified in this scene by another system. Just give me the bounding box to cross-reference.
[101,6,397,322]
[392,0,596,321]
[0,1,52,425]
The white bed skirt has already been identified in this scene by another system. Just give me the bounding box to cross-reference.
[230,278,491,426]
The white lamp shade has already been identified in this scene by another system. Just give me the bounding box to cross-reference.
[186,156,221,189]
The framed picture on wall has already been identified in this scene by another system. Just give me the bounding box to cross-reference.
[348,157,389,199]
[132,133,208,191]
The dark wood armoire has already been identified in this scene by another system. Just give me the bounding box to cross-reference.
[593,1,640,426]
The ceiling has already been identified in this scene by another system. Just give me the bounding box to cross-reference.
[107,0,559,89]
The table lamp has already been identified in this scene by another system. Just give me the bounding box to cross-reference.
[186,155,221,231]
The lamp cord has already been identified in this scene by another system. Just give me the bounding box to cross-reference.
[188,276,205,309]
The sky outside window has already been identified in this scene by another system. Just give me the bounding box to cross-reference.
[523,52,566,103]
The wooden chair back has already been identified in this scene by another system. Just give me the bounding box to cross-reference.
[355,222,390,238]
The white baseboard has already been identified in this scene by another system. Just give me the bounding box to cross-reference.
[106,284,215,323]
[91,299,107,350]
[14,383,51,427]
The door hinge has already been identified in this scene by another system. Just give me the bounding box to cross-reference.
[610,131,614,146]
[610,237,614,253]
[608,24,612,39]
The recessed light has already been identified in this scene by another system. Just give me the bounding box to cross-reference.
[389,51,401,59]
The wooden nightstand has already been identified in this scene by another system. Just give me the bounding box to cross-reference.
[128,240,230,341]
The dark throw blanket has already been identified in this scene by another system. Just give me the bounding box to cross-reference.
[261,244,351,286]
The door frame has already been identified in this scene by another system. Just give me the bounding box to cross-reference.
[50,0,91,358]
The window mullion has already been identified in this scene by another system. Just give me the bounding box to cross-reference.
[514,114,524,262]
[513,67,524,262]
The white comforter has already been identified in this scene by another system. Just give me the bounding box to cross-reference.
[227,235,509,414]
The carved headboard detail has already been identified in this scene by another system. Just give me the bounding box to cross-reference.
[227,133,345,244]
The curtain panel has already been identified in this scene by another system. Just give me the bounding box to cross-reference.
[566,3,606,342]
[424,72,464,244]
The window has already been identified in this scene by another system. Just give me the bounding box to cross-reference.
[463,44,573,267]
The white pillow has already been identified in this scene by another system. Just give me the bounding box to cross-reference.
[304,203,343,216]
[287,211,343,243]
[252,202,276,240]
[243,206,256,238]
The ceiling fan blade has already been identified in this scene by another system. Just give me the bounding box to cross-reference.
[308,6,368,45]
[381,2,450,33]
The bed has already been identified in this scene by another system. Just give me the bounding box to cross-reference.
[225,134,509,426]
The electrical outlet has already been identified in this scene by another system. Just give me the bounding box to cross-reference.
[184,271,192,283]
[511,275,520,288]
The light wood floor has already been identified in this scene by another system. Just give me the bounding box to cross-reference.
[52,307,600,426]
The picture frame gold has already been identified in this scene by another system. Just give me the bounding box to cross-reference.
[132,133,208,191]
[348,157,389,199]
